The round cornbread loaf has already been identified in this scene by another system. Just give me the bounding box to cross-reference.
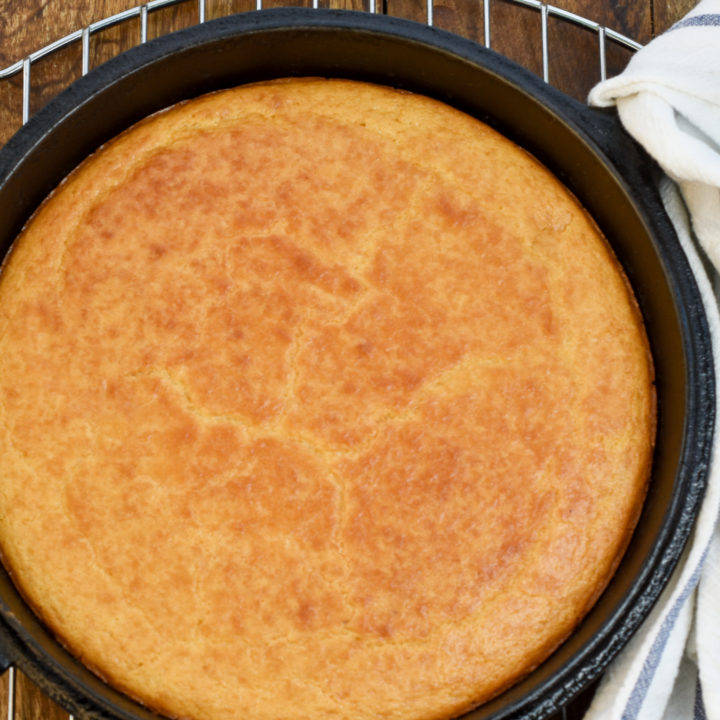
[0,79,654,720]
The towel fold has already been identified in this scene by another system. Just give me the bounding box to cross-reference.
[584,2,720,719]
[588,0,720,268]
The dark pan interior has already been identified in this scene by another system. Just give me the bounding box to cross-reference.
[0,9,714,720]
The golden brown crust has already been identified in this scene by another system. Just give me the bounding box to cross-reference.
[0,78,654,720]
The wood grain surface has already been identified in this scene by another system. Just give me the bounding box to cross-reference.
[0,0,697,718]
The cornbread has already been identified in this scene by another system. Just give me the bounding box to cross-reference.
[0,79,654,720]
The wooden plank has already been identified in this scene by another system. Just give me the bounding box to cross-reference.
[386,0,650,100]
[654,0,695,32]
[0,668,69,720]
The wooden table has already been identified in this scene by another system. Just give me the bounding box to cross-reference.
[0,0,695,718]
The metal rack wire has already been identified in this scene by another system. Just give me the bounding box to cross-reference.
[0,0,642,127]
[0,2,642,719]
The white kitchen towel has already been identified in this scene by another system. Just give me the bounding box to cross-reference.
[588,0,720,268]
[583,2,720,719]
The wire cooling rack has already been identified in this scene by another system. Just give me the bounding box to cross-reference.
[0,2,642,719]
[0,0,642,127]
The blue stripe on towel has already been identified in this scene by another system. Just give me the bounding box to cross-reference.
[620,545,710,720]
[671,14,720,30]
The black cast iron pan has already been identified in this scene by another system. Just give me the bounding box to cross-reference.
[0,8,714,720]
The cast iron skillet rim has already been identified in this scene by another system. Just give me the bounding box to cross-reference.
[0,9,639,179]
[0,8,715,720]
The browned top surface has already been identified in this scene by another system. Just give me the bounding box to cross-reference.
[0,78,653,720]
